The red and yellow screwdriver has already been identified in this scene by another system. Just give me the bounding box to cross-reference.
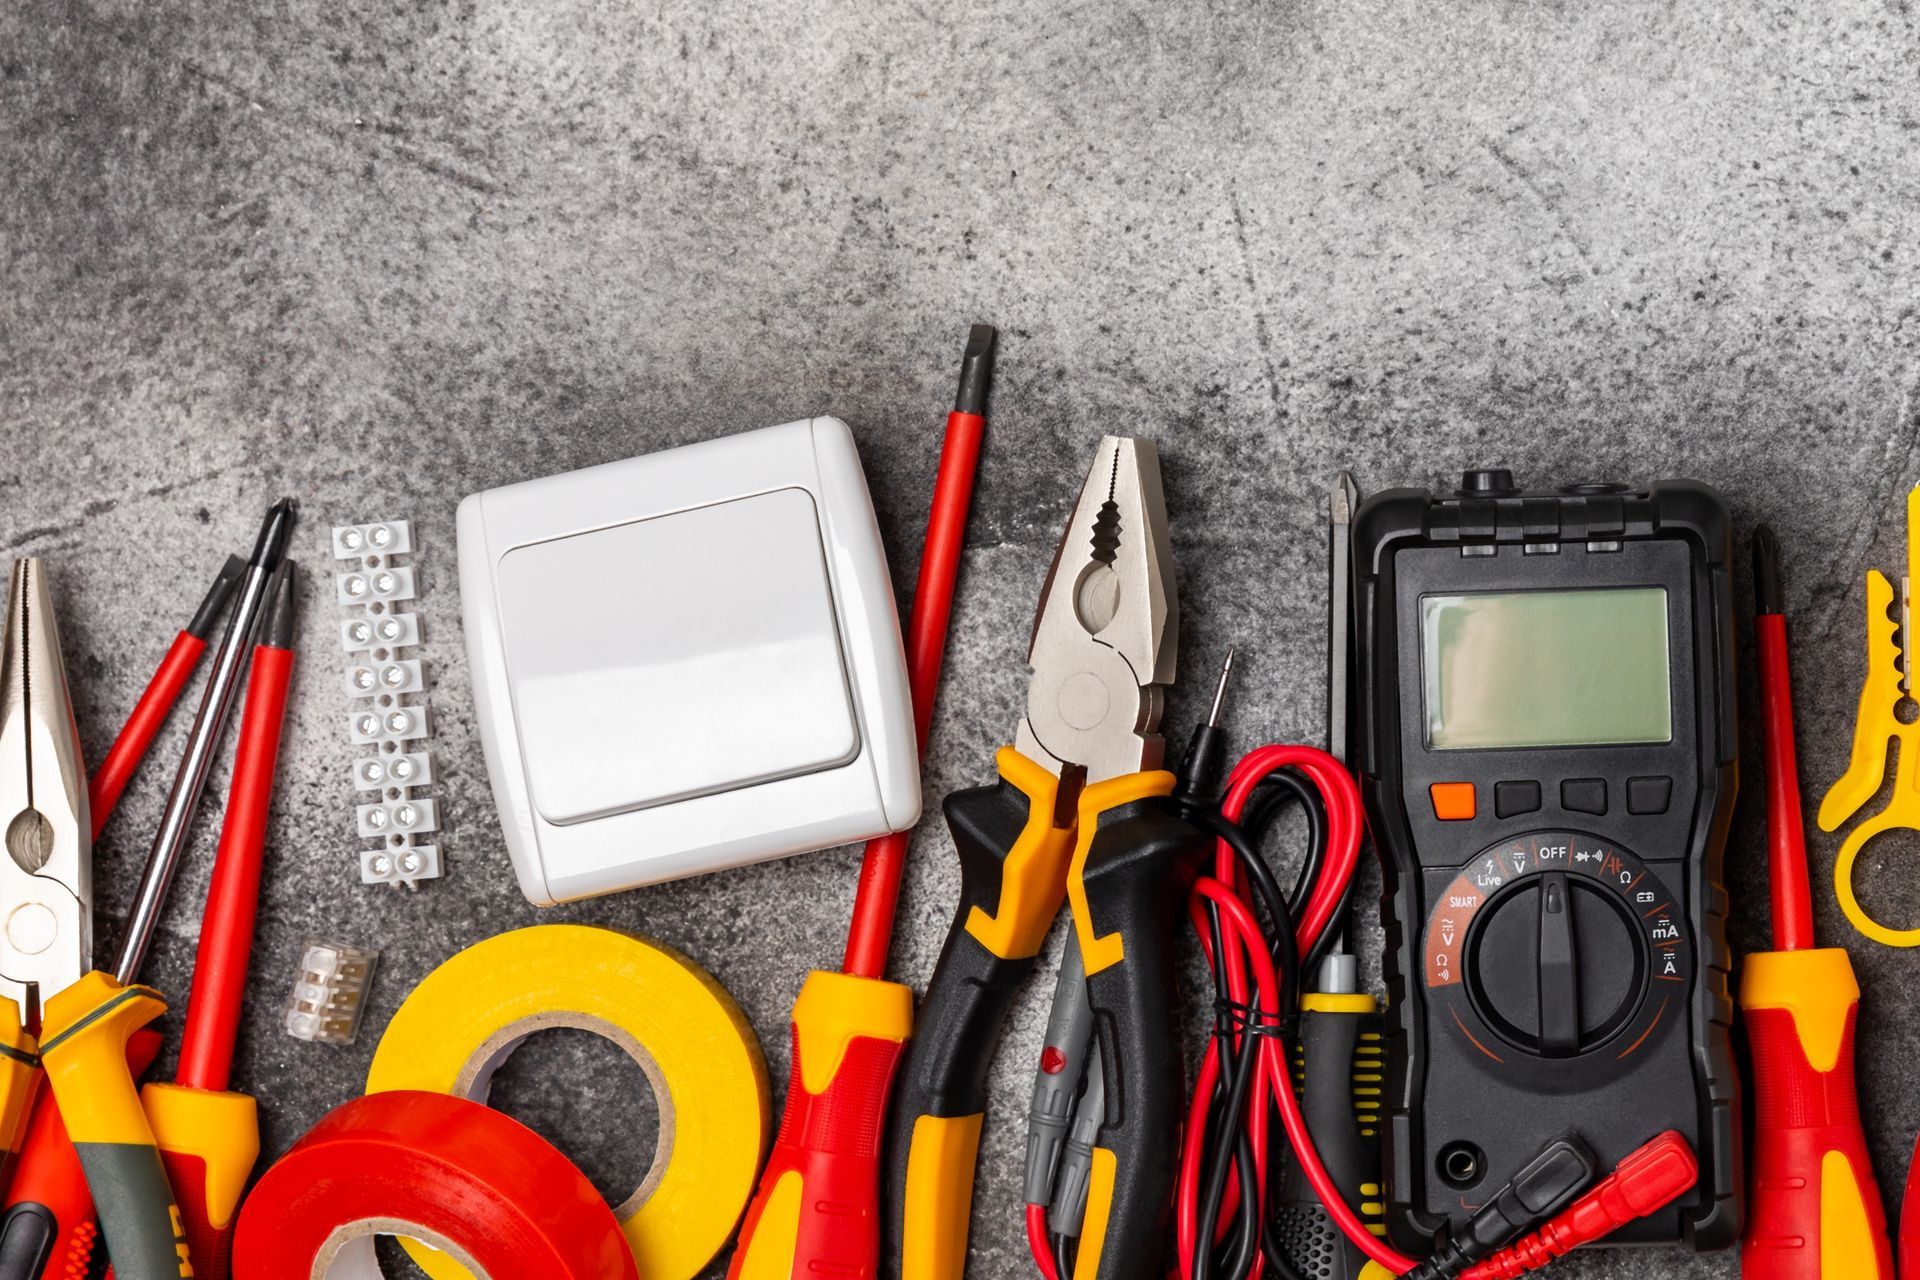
[1741,525,1892,1279]
[141,560,298,1279]
[729,326,993,1280]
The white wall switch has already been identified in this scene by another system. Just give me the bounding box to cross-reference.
[458,416,920,904]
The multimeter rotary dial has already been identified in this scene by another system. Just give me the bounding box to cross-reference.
[1423,833,1690,1063]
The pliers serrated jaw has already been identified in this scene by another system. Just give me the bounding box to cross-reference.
[1016,435,1178,786]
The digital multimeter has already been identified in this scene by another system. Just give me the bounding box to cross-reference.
[1353,469,1742,1254]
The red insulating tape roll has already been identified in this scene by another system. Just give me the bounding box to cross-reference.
[232,1091,638,1280]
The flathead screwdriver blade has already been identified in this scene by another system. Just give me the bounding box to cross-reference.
[954,323,996,417]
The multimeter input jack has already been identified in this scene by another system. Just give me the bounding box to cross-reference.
[1437,1142,1485,1189]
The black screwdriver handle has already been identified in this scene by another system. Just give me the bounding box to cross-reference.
[1068,778,1206,1280]
[1279,998,1385,1276]
[1302,1003,1377,1203]
[883,749,1076,1280]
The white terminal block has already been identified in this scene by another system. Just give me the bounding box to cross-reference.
[353,752,435,791]
[337,565,416,606]
[336,518,441,889]
[342,613,421,652]
[362,844,441,886]
[458,416,920,904]
[356,797,439,839]
[333,521,413,558]
[348,705,430,744]
[342,658,425,698]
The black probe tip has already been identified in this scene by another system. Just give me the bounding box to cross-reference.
[953,324,997,417]
[1753,523,1784,616]
[249,497,299,570]
[265,560,300,649]
[1175,649,1238,812]
[185,554,248,641]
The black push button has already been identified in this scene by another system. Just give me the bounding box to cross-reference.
[1561,778,1607,815]
[1495,780,1542,818]
[1626,776,1673,815]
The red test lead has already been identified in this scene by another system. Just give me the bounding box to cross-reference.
[1462,1133,1699,1279]
[88,554,245,836]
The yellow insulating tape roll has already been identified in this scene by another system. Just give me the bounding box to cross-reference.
[367,924,771,1280]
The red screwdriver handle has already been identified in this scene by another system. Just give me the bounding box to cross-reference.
[1741,950,1891,1280]
[727,972,911,1280]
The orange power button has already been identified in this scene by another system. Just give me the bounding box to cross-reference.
[1430,782,1477,821]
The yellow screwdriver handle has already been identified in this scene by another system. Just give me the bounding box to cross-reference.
[39,972,193,1279]
[142,1082,260,1279]
[1740,949,1893,1279]
[727,971,913,1280]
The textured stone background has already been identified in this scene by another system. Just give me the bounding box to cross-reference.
[4,1,1919,1275]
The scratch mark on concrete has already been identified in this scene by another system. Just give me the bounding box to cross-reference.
[6,467,239,550]
[1482,138,1598,277]
[1228,187,1286,420]
[183,60,506,197]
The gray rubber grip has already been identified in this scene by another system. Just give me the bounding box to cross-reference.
[1024,941,1094,1204]
[1049,1040,1106,1235]
[71,1143,189,1279]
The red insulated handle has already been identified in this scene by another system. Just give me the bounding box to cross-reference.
[728,973,912,1280]
[156,1151,230,1280]
[1900,1130,1920,1280]
[176,642,293,1094]
[1742,1001,1891,1279]
[729,1035,905,1279]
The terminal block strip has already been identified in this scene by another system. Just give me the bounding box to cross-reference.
[334,519,442,888]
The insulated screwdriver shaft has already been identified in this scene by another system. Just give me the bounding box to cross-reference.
[88,555,244,837]
[147,562,299,1280]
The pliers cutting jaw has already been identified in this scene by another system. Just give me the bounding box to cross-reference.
[1017,435,1178,788]
[0,558,91,1023]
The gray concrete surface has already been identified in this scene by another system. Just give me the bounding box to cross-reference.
[4,0,1919,1275]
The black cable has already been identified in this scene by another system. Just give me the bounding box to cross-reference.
[1188,805,1313,1280]
[1160,717,1368,1280]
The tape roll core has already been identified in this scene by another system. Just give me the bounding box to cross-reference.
[459,1011,674,1217]
[317,1221,482,1279]
[367,924,770,1280]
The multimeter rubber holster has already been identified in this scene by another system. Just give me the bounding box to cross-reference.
[1353,470,1742,1255]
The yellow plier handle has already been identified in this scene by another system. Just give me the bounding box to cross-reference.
[1062,771,1204,1280]
[882,747,1076,1280]
[40,971,192,1279]
[0,1000,41,1178]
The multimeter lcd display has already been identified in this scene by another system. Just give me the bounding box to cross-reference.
[1421,587,1672,750]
